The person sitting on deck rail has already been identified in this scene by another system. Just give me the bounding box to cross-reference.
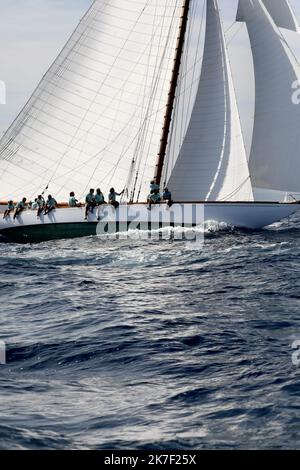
[44,195,57,216]
[95,188,106,221]
[150,180,160,194]
[37,195,45,218]
[147,189,161,210]
[163,188,173,208]
[13,198,27,220]
[69,192,80,208]
[95,188,105,206]
[3,200,14,219]
[85,189,96,220]
[109,188,124,209]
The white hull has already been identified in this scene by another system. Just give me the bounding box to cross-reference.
[0,202,299,242]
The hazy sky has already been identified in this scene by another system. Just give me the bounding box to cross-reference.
[1,0,300,152]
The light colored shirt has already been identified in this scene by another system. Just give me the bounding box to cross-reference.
[31,202,38,209]
[69,197,78,207]
[7,203,14,210]
[150,183,160,192]
[16,201,25,209]
[95,193,104,204]
[47,198,57,208]
[86,193,95,204]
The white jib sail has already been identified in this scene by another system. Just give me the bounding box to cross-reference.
[167,0,253,202]
[237,0,300,194]
[0,0,183,202]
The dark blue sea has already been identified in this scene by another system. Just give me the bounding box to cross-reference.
[1,216,300,450]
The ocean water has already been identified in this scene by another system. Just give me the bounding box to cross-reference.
[0,216,300,450]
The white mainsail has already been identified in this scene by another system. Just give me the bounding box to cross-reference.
[0,0,183,202]
[237,0,300,194]
[167,0,253,202]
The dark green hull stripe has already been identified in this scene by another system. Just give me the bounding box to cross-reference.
[1,223,99,243]
[0,222,188,243]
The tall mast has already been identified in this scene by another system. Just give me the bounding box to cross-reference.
[154,0,191,186]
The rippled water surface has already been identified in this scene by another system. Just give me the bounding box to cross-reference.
[0,216,300,450]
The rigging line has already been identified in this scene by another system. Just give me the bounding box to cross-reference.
[277,27,300,69]
[223,20,237,37]
[95,65,168,196]
[0,1,98,157]
[99,25,179,198]
[164,50,187,184]
[45,0,153,191]
[41,98,170,201]
[2,0,234,198]
[268,17,300,189]
[133,0,168,159]
[0,2,105,191]
[103,73,131,170]
[73,18,160,174]
[0,3,188,162]
[133,0,179,199]
[46,2,173,190]
[220,5,250,180]
[103,3,181,200]
[170,21,241,86]
[0,2,99,187]
[206,3,251,203]
[150,3,190,185]
[127,7,164,201]
[164,0,204,185]
[138,53,177,197]
[81,103,163,200]
[183,0,204,134]
[68,17,109,170]
[162,105,177,187]
[226,23,244,46]
[154,0,193,187]
[164,14,243,161]
[127,0,163,198]
[118,74,152,201]
[288,194,300,202]
[247,4,300,77]
[45,16,151,191]
[178,1,193,144]
[256,0,300,69]
[167,0,195,178]
[0,151,87,201]
[94,1,180,200]
[157,20,237,153]
[205,8,229,201]
[218,176,251,201]
[178,0,195,147]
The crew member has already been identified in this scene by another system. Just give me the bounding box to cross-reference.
[163,188,173,207]
[44,195,57,215]
[147,189,161,210]
[69,192,80,208]
[3,200,14,219]
[85,189,96,220]
[150,180,160,194]
[109,188,124,209]
[37,195,45,217]
[13,198,27,220]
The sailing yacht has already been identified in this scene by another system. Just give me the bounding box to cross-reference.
[0,0,299,242]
